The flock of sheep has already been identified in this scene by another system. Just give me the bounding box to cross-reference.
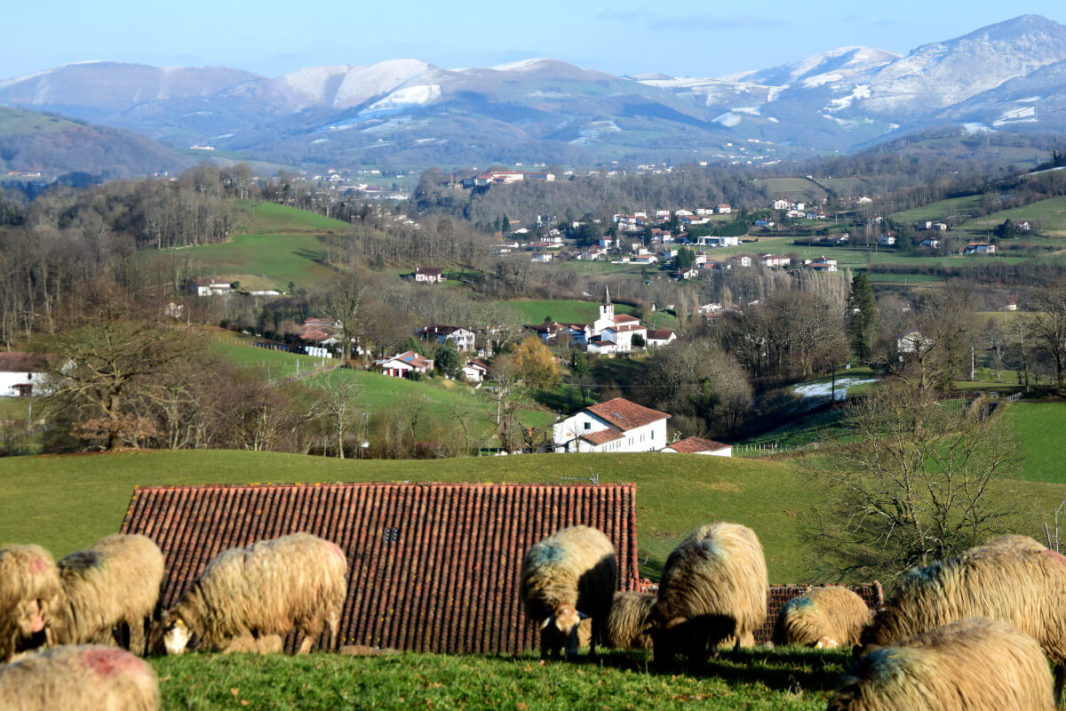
[3,520,1066,709]
[519,523,1066,710]
[0,532,347,710]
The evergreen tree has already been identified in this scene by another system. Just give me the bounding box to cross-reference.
[846,272,878,361]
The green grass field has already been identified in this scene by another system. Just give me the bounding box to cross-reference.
[148,202,354,291]
[958,196,1066,238]
[889,195,985,225]
[153,647,850,710]
[752,178,827,202]
[0,449,1059,585]
[1004,401,1066,483]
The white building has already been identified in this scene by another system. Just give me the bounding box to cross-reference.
[416,326,476,352]
[553,397,670,453]
[0,352,47,397]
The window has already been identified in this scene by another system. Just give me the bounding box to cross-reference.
[383,527,400,543]
[584,422,591,430]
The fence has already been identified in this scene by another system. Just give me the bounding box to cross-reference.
[733,441,819,457]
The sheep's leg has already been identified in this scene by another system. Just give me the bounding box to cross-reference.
[128,617,147,656]
[1055,664,1064,707]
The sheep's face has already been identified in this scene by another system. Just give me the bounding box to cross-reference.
[540,605,588,658]
[15,599,45,636]
[163,616,192,655]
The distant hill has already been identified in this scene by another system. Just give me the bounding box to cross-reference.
[0,106,193,178]
[3,16,1066,171]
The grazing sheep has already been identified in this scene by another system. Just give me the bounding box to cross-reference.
[649,521,767,668]
[0,545,61,662]
[606,591,655,650]
[771,585,873,649]
[861,545,1066,701]
[829,618,1055,711]
[48,534,164,655]
[0,644,159,711]
[519,525,617,659]
[964,533,1045,556]
[160,532,348,655]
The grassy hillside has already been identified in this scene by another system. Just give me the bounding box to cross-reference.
[959,196,1066,238]
[0,449,1057,585]
[152,202,352,290]
[1004,401,1066,484]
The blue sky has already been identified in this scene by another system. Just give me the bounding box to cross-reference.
[4,2,1065,80]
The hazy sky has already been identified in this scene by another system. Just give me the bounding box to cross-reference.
[4,2,1065,80]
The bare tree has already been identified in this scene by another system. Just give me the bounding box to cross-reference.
[1028,284,1066,394]
[307,379,363,459]
[805,381,1020,580]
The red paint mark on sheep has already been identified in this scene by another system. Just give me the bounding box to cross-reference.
[27,556,48,575]
[327,541,345,559]
[82,648,146,677]
[1043,550,1066,567]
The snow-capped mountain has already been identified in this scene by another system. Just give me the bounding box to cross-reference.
[1,15,1065,172]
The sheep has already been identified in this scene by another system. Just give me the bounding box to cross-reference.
[861,545,1066,701]
[771,585,873,649]
[47,534,164,655]
[519,525,617,660]
[828,618,1055,711]
[0,644,159,711]
[963,533,1045,556]
[648,521,767,668]
[160,532,348,655]
[0,545,61,662]
[606,591,655,650]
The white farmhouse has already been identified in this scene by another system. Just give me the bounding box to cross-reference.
[0,352,47,397]
[553,397,670,453]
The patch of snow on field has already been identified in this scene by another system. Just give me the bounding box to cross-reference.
[714,112,742,127]
[366,84,442,111]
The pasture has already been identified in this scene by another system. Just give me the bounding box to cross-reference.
[148,202,353,291]
[153,647,851,710]
[1004,401,1066,484]
[959,196,1066,238]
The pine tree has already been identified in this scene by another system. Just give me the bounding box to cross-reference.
[846,273,877,361]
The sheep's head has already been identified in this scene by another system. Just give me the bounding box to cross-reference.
[162,614,192,655]
[15,599,45,636]
[540,605,588,658]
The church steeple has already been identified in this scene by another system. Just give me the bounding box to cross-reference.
[598,286,614,325]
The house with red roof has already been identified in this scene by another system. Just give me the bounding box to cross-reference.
[662,436,732,457]
[552,397,670,453]
[413,267,444,283]
[375,351,434,378]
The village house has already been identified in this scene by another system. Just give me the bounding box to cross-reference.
[716,203,732,214]
[413,267,444,284]
[0,352,47,397]
[662,436,733,457]
[375,351,434,378]
[919,237,941,249]
[646,329,678,347]
[964,242,996,255]
[759,254,791,268]
[460,358,490,384]
[191,277,233,296]
[878,233,897,247]
[552,397,670,453]
[804,256,837,272]
[416,325,476,352]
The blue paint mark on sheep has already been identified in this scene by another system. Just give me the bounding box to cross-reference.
[863,647,916,682]
[527,543,567,568]
[782,595,814,614]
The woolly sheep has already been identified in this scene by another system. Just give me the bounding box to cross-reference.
[160,532,348,655]
[964,533,1045,556]
[771,585,872,649]
[0,545,61,662]
[829,618,1055,711]
[48,534,164,655]
[0,644,159,711]
[519,525,617,659]
[606,591,655,650]
[861,544,1066,701]
[649,521,767,668]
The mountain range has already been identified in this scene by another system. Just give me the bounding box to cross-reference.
[2,14,1066,174]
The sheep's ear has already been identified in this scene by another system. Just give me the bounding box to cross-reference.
[577,611,589,620]
[541,617,552,630]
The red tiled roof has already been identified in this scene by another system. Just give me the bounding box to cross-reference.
[613,314,640,324]
[665,437,730,453]
[586,398,670,431]
[416,267,444,276]
[646,329,674,340]
[580,428,625,445]
[121,483,639,654]
[0,352,46,373]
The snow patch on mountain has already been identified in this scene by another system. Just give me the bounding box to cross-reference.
[366,84,442,111]
[714,112,742,128]
[827,85,872,112]
[993,105,1037,125]
[332,59,431,110]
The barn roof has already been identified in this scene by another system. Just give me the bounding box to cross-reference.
[586,398,670,431]
[121,482,639,654]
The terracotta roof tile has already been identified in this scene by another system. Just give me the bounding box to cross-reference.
[665,437,730,453]
[586,398,670,431]
[121,483,639,654]
[0,352,46,372]
[580,428,625,445]
[613,314,640,324]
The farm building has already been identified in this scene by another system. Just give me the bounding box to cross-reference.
[553,397,669,453]
[0,352,47,397]
[121,482,640,654]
